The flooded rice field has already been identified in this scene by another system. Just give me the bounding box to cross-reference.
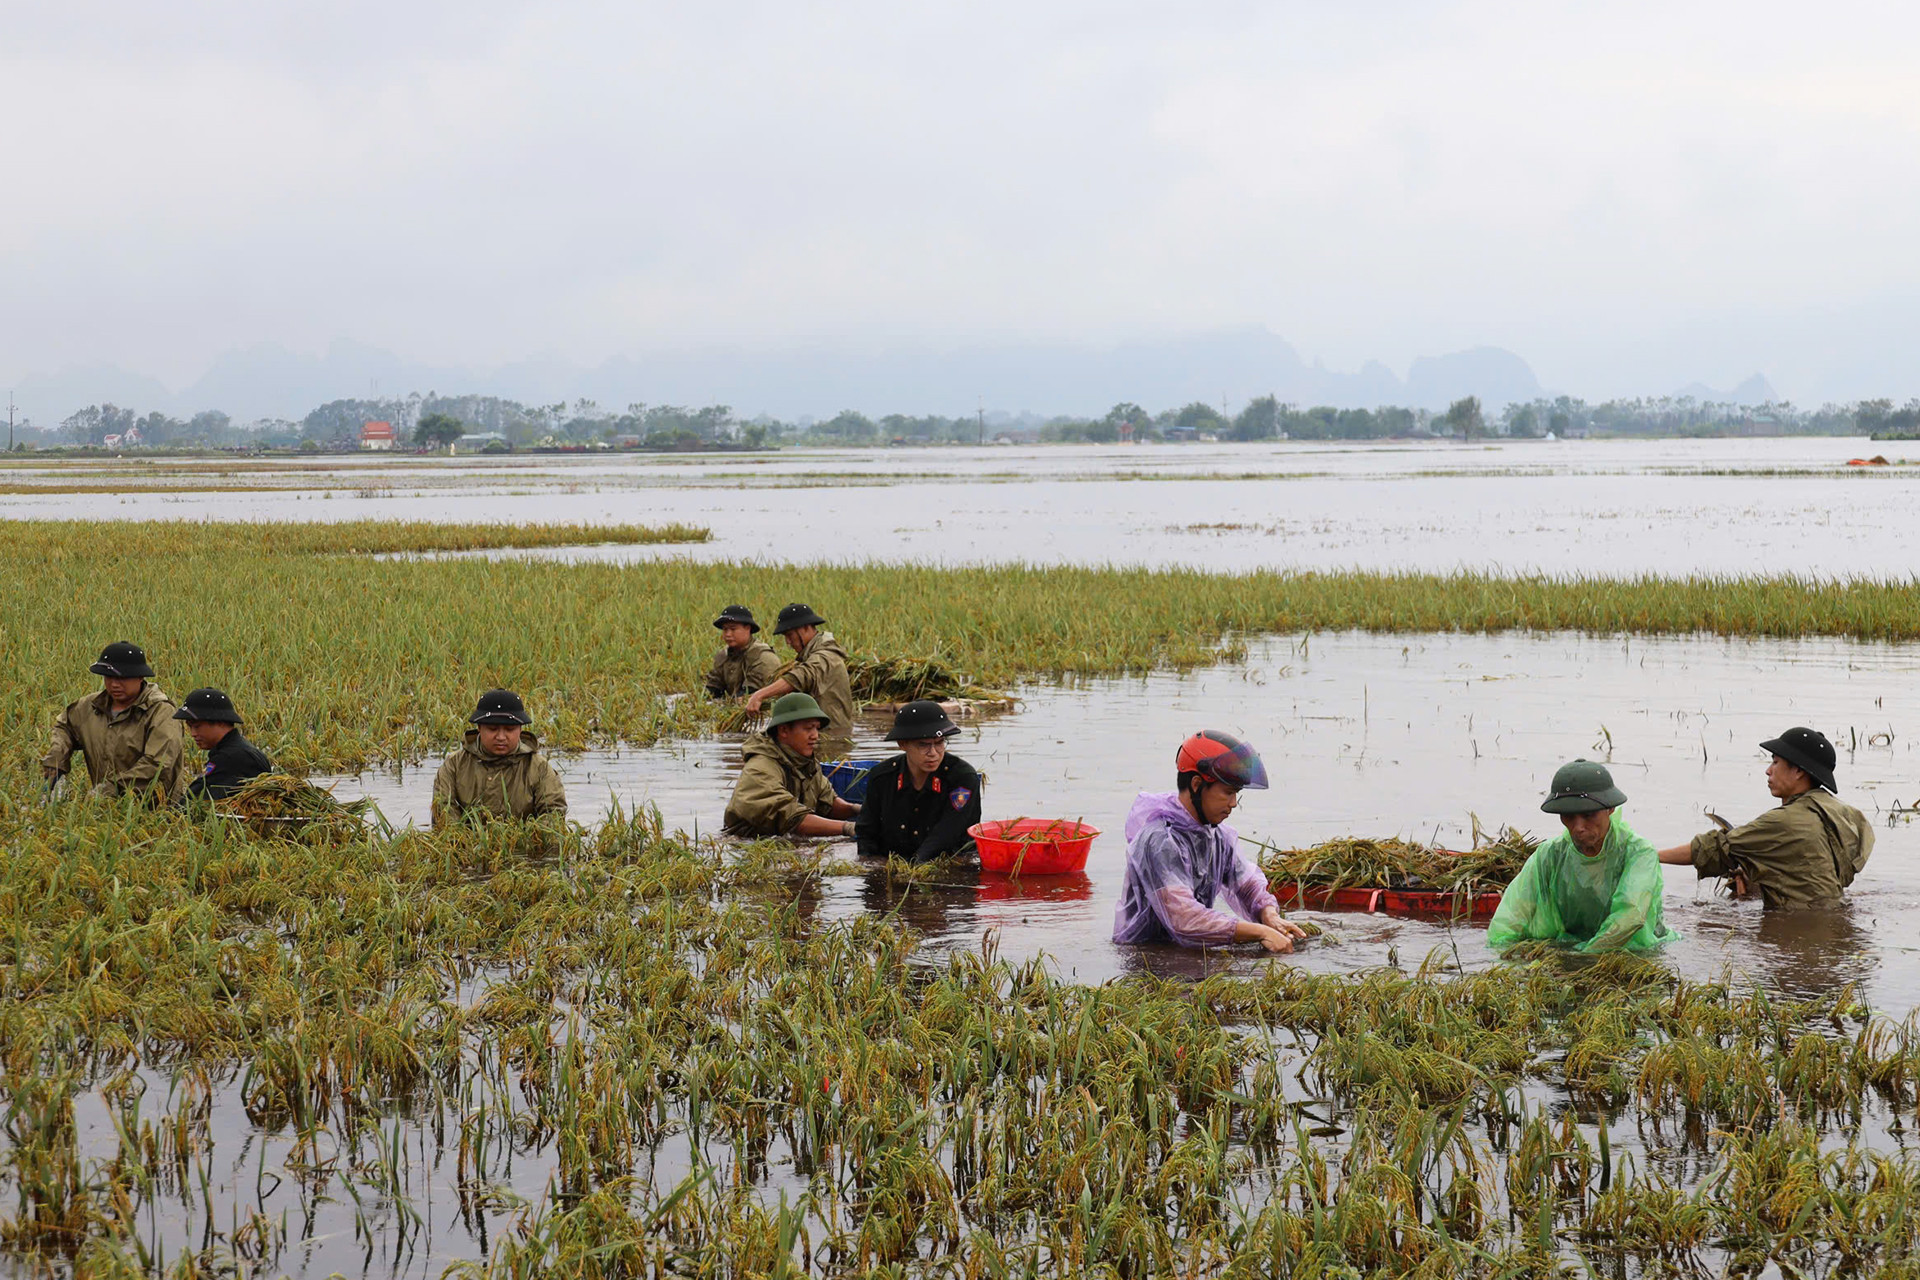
[9,438,1920,576]
[322,629,1920,1009]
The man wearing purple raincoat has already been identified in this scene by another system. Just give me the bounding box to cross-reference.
[1113,731,1307,953]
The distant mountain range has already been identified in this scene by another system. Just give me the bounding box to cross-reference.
[4,328,1771,427]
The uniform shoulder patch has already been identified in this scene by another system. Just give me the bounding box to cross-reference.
[950,787,972,811]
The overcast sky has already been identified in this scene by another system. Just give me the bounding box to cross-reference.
[4,0,1918,404]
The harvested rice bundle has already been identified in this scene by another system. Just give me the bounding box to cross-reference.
[1257,827,1536,894]
[216,773,373,840]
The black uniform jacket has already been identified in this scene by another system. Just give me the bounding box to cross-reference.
[854,753,982,864]
[187,729,274,801]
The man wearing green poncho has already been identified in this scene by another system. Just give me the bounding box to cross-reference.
[1487,760,1678,954]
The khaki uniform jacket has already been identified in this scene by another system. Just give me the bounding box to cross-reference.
[724,733,838,836]
[782,631,855,738]
[1691,788,1874,909]
[706,640,783,698]
[42,682,187,800]
[432,731,568,828]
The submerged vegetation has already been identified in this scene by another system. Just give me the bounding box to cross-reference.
[4,518,1919,1273]
[5,802,1920,1276]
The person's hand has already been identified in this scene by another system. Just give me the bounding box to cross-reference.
[744,689,767,714]
[90,781,116,800]
[1260,909,1307,941]
[1256,925,1296,954]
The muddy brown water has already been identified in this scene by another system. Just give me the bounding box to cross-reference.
[321,628,1920,1011]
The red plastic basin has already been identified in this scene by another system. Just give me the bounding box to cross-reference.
[1269,880,1504,920]
[970,819,1100,876]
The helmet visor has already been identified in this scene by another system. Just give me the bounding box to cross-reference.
[1199,738,1269,790]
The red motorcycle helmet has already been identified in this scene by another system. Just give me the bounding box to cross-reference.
[1175,731,1269,791]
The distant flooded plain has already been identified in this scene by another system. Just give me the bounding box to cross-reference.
[9,437,1920,576]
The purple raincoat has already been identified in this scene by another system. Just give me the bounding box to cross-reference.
[1112,791,1279,947]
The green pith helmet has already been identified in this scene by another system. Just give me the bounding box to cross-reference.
[1541,759,1628,814]
[765,692,829,730]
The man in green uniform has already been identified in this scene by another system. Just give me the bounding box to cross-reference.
[41,641,187,801]
[743,603,854,740]
[856,701,982,863]
[1657,727,1872,909]
[704,605,783,698]
[724,692,861,838]
[174,688,274,801]
[1488,759,1678,954]
[432,690,568,828]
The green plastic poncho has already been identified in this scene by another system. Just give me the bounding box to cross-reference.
[1486,815,1678,954]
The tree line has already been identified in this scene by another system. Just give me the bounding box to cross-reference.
[17,389,1903,451]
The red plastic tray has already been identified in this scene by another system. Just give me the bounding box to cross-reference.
[970,819,1099,875]
[1269,880,1503,920]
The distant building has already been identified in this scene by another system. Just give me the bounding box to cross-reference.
[360,421,396,451]
[453,432,510,453]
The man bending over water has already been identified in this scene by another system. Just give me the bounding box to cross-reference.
[1113,731,1307,953]
[1488,760,1677,954]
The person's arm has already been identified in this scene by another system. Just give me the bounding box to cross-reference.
[1485,849,1551,951]
[430,759,458,831]
[1228,850,1308,941]
[1135,828,1294,950]
[530,758,568,819]
[1656,844,1694,865]
[854,784,884,856]
[793,813,858,838]
[41,706,77,784]
[106,708,185,799]
[744,676,795,714]
[727,755,814,835]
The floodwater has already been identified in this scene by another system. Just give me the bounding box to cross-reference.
[8,437,1920,576]
[322,628,1920,1013]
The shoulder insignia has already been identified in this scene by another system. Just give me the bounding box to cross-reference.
[950,787,971,811]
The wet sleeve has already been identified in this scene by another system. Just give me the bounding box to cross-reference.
[1486,850,1556,951]
[431,757,460,830]
[1690,808,1793,881]
[746,647,784,695]
[41,706,77,780]
[784,647,827,697]
[807,771,838,818]
[704,650,731,697]
[728,755,810,835]
[1226,850,1280,919]
[911,771,981,863]
[530,758,567,819]
[1575,847,1663,954]
[110,709,185,798]
[854,779,885,856]
[1132,827,1241,947]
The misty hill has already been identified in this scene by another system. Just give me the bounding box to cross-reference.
[1672,373,1780,404]
[9,329,1547,426]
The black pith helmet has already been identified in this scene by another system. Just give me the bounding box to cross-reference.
[173,688,243,724]
[470,689,532,726]
[1760,726,1839,793]
[885,700,960,742]
[90,641,155,679]
[773,603,826,634]
[713,605,760,633]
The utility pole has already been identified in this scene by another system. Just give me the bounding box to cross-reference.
[7,393,14,452]
[977,398,985,447]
